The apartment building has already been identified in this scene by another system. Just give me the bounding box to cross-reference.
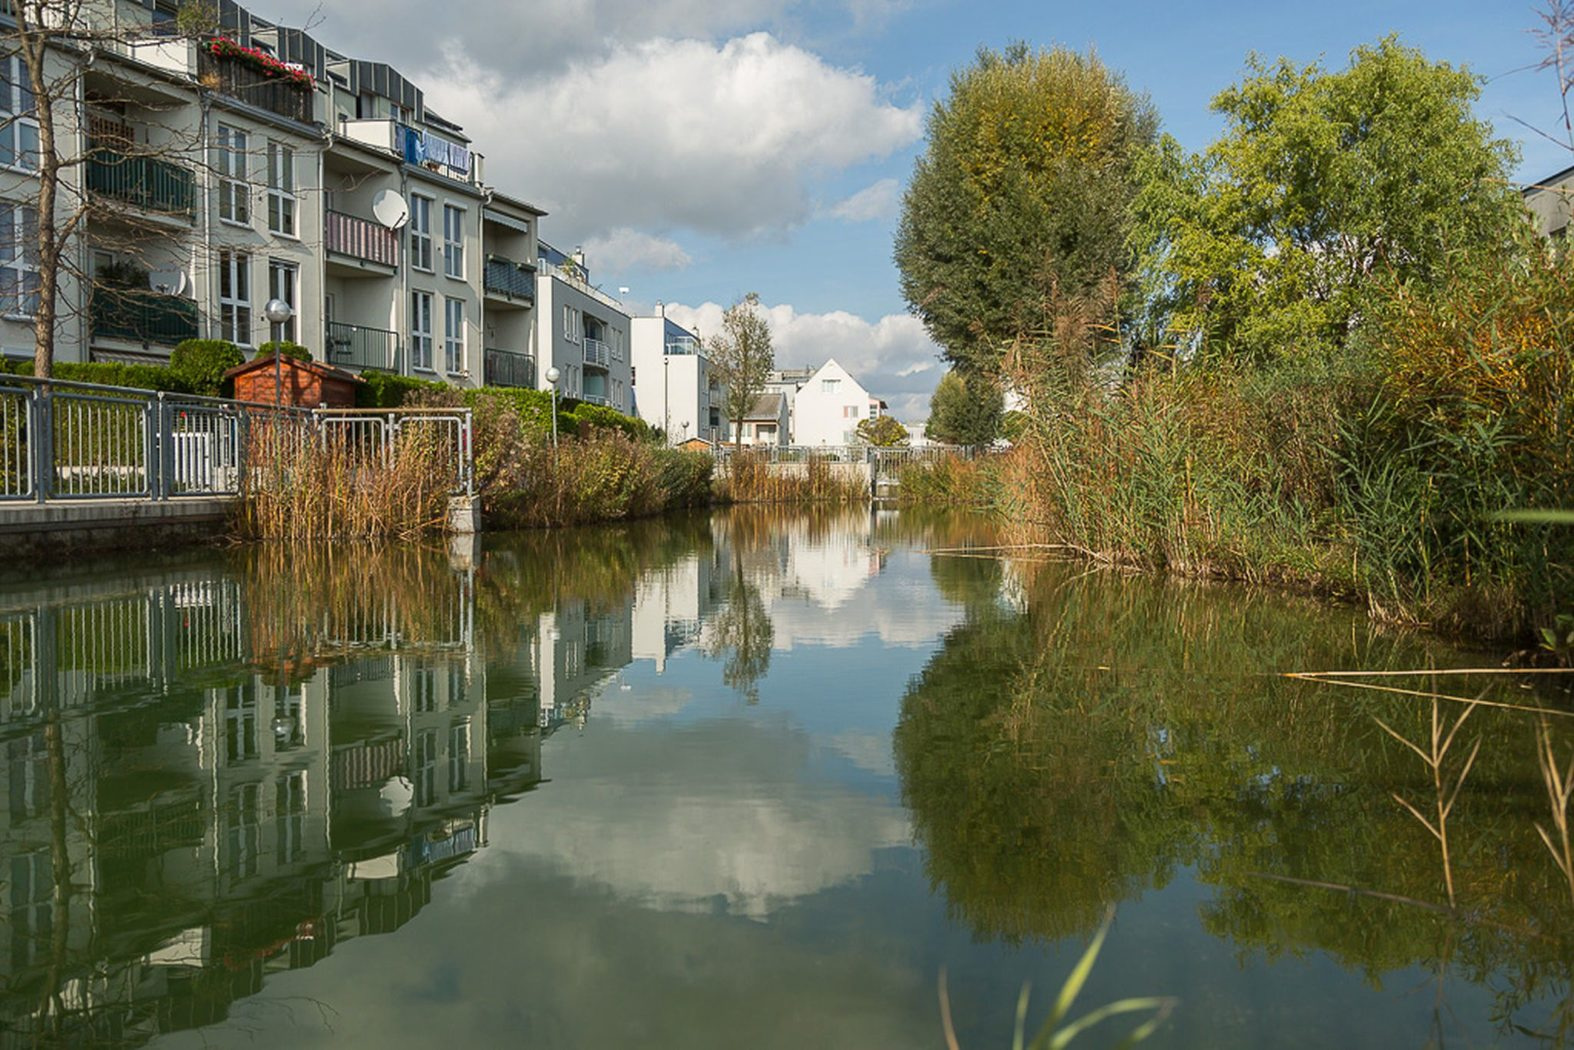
[0,0,546,393]
[630,311,726,443]
[534,243,632,411]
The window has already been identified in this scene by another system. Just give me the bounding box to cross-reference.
[224,783,260,880]
[0,55,38,171]
[218,250,251,345]
[843,404,859,419]
[442,204,464,278]
[266,141,295,235]
[216,124,249,224]
[411,290,433,370]
[448,720,470,793]
[562,305,579,343]
[267,260,296,342]
[409,195,433,271]
[275,771,307,865]
[0,201,39,317]
[821,378,840,394]
[444,296,464,373]
[413,729,437,807]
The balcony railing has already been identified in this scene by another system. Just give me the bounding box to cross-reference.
[325,321,401,372]
[325,210,399,268]
[86,150,195,217]
[483,256,535,302]
[90,288,199,345]
[578,393,611,408]
[196,49,313,124]
[664,337,701,356]
[483,349,535,389]
[583,338,609,368]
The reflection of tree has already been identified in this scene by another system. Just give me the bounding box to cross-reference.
[704,545,774,704]
[897,556,1574,1036]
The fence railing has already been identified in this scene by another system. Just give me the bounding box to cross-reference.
[0,376,472,503]
[86,149,196,216]
[91,288,200,345]
[325,210,399,267]
[325,321,401,372]
[483,348,535,389]
[483,256,535,301]
[582,338,609,368]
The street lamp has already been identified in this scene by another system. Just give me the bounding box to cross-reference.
[545,365,561,448]
[263,298,293,407]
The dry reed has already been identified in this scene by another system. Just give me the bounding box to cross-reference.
[718,450,868,503]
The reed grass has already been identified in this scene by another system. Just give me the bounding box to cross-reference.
[716,449,869,503]
[1534,716,1574,906]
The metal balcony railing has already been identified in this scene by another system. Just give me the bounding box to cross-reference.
[86,150,195,216]
[197,49,313,124]
[90,289,199,345]
[483,256,535,301]
[326,210,399,267]
[583,338,609,368]
[325,321,401,372]
[483,349,535,389]
[578,393,611,408]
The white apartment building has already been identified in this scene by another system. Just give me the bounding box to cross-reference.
[629,312,726,443]
[772,359,883,446]
[535,244,632,412]
[0,0,547,395]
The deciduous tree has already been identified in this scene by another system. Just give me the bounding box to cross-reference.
[854,413,908,447]
[707,292,774,450]
[926,369,1001,448]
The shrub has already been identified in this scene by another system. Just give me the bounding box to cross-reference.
[0,356,195,393]
[256,340,312,363]
[562,399,654,440]
[357,371,449,408]
[169,338,243,397]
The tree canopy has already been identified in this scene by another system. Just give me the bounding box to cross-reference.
[894,44,1158,379]
[926,370,1002,447]
[707,293,774,449]
[854,414,909,447]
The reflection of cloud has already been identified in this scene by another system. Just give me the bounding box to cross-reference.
[593,685,697,723]
[487,718,908,919]
[766,563,963,650]
[820,730,896,778]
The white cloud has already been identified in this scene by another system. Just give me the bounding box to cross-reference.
[665,299,943,420]
[828,177,901,222]
[581,228,694,273]
[425,34,921,240]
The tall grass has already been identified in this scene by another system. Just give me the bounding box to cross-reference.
[717,449,869,503]
[236,415,452,540]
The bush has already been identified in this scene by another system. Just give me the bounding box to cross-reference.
[357,371,450,408]
[256,340,312,363]
[169,339,243,397]
[0,356,195,393]
[563,400,654,440]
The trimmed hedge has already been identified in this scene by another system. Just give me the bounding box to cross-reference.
[169,339,243,397]
[357,371,450,408]
[256,340,312,363]
[0,356,197,393]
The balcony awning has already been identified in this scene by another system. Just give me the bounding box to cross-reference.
[482,208,533,234]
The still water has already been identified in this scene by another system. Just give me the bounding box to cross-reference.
[0,508,1571,1048]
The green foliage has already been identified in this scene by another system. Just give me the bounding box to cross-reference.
[564,399,655,440]
[256,340,312,363]
[1131,37,1527,363]
[356,371,450,408]
[895,43,1158,376]
[168,338,242,397]
[0,356,195,393]
[708,292,774,446]
[854,413,909,447]
[927,370,1003,447]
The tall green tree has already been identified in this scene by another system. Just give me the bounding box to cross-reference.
[894,44,1158,380]
[854,414,909,447]
[707,292,774,450]
[1131,37,1528,363]
[926,369,1002,448]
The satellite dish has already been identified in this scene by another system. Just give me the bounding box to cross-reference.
[148,270,188,297]
[371,188,409,229]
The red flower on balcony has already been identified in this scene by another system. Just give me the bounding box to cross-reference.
[206,37,313,88]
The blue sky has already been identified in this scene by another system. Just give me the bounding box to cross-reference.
[267,0,1569,419]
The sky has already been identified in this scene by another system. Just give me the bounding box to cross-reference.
[266,0,1570,420]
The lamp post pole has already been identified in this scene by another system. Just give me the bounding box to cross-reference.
[263,298,294,408]
[546,366,561,449]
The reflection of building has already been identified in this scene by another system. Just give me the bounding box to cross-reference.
[631,553,723,674]
[532,599,632,733]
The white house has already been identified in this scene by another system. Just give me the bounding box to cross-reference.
[630,313,726,443]
[785,359,879,446]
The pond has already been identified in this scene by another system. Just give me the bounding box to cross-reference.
[0,507,1570,1048]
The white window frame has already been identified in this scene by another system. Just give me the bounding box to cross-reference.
[442,203,465,279]
[216,124,249,225]
[411,290,433,370]
[444,295,464,373]
[0,55,38,172]
[267,259,297,343]
[266,141,296,237]
[822,378,840,394]
[0,200,39,318]
[218,250,251,345]
[562,305,579,343]
[409,195,433,272]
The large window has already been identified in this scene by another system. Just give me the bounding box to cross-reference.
[444,296,465,373]
[409,195,432,272]
[218,250,251,345]
[0,55,38,171]
[442,204,464,278]
[216,125,249,224]
[0,201,38,317]
[411,290,433,370]
[266,141,295,236]
[562,305,579,343]
[267,259,297,342]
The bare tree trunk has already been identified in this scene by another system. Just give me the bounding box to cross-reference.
[18,9,61,379]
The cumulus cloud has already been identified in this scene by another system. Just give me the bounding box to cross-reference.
[429,35,920,239]
[581,228,694,273]
[665,299,943,420]
[827,178,902,222]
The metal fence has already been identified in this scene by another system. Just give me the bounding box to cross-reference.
[0,375,472,503]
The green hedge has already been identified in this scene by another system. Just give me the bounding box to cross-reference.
[0,356,197,393]
[357,372,450,408]
[169,339,243,397]
[256,340,312,363]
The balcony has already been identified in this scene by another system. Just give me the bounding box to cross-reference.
[483,256,535,303]
[326,210,399,269]
[484,349,535,389]
[86,150,195,218]
[583,338,609,369]
[578,393,611,408]
[325,321,401,372]
[665,336,701,356]
[91,288,199,345]
[196,48,313,124]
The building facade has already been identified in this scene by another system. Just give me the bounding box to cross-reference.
[534,243,632,411]
[629,313,726,443]
[771,359,881,446]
